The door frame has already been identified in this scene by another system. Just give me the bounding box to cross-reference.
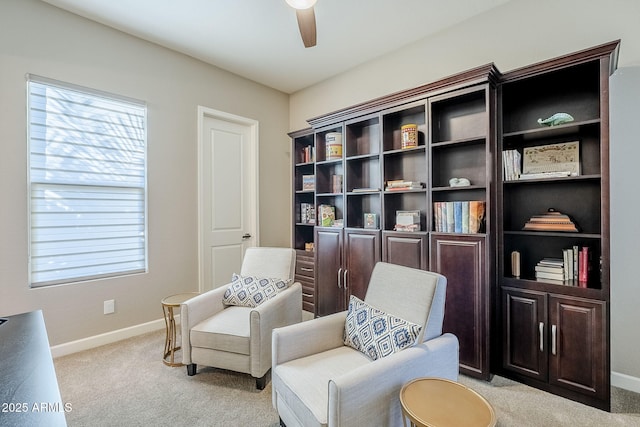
[197,106,260,292]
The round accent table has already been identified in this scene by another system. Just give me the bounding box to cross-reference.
[161,292,199,366]
[400,377,496,427]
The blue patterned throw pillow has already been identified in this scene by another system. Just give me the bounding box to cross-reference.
[344,295,422,360]
[223,274,291,307]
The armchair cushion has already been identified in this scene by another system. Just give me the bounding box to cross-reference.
[344,296,421,360]
[190,305,252,355]
[223,273,291,308]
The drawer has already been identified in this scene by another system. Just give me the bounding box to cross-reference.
[295,259,315,278]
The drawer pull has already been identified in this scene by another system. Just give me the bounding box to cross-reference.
[539,322,544,352]
[302,293,314,298]
[300,267,314,272]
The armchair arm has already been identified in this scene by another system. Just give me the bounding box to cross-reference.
[272,311,347,367]
[249,282,303,377]
[328,333,459,427]
[180,286,228,364]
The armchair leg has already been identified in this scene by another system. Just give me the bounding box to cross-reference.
[256,371,269,390]
[187,363,197,376]
[279,417,286,427]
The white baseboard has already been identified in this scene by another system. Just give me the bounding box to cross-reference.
[50,317,169,358]
[612,371,640,394]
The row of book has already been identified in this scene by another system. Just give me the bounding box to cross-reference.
[502,149,522,181]
[299,203,316,225]
[300,146,315,164]
[433,201,485,234]
[535,246,591,287]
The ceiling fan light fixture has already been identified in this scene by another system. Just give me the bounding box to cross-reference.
[285,0,317,10]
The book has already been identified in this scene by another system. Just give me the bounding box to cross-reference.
[351,187,380,193]
[536,270,565,281]
[445,201,455,232]
[385,180,424,191]
[469,201,485,233]
[519,171,571,180]
[538,257,564,267]
[461,202,470,234]
[454,201,463,233]
[535,265,564,274]
[318,205,335,227]
[579,246,590,286]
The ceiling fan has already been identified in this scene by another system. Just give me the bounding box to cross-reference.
[285,0,317,48]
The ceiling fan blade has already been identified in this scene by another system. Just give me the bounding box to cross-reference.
[296,7,316,48]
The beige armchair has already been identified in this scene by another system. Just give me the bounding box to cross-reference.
[272,262,459,427]
[181,247,302,389]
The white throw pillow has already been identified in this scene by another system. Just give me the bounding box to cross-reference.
[223,274,291,308]
[344,295,422,360]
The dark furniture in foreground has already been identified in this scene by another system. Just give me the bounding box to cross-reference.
[0,310,67,427]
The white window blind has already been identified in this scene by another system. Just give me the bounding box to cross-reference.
[27,75,147,287]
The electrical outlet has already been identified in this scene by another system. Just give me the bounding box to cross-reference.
[104,299,115,315]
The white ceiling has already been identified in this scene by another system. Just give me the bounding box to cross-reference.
[41,0,511,94]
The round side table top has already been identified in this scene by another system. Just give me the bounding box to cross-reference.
[400,377,496,427]
[161,292,199,307]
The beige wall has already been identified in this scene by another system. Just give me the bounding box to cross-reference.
[288,0,640,390]
[0,0,290,345]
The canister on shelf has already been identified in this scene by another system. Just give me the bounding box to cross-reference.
[325,132,343,160]
[401,124,418,149]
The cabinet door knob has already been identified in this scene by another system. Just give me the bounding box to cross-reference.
[539,322,544,352]
[551,324,557,356]
[337,268,342,289]
[343,269,348,290]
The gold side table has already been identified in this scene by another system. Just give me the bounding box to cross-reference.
[400,377,496,427]
[161,292,199,366]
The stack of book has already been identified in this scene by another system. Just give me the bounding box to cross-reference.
[433,201,485,234]
[535,246,591,287]
[385,180,424,191]
[502,149,522,181]
[535,258,565,284]
[523,209,578,232]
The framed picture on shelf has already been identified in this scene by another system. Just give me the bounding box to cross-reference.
[522,141,580,177]
[394,210,421,232]
[364,213,378,229]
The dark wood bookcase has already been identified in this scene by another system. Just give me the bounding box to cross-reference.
[428,82,497,380]
[497,41,619,411]
[289,40,618,410]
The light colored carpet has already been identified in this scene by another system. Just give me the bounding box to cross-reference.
[54,328,640,426]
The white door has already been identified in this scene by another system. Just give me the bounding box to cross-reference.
[198,107,259,292]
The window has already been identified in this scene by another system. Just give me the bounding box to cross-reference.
[27,75,147,287]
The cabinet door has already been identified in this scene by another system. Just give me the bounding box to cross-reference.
[502,287,548,381]
[315,228,343,317]
[382,231,427,270]
[344,229,381,302]
[549,295,607,401]
[431,234,488,378]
